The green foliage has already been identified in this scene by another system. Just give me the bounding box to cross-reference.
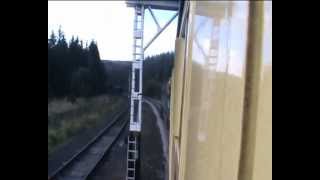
[48,95,125,155]
[144,80,162,98]
[70,67,92,97]
[48,27,107,99]
[143,52,174,98]
[48,27,174,100]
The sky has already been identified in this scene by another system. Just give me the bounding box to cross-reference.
[48,1,178,60]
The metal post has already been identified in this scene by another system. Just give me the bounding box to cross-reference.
[144,12,179,51]
[148,6,161,31]
[126,2,179,180]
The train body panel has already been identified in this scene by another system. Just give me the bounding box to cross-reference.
[169,1,272,180]
[238,2,272,180]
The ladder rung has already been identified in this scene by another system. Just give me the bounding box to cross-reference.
[127,161,135,165]
[127,168,135,171]
[127,152,136,156]
[127,164,135,168]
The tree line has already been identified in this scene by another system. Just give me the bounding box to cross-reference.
[48,28,107,101]
[143,52,174,98]
[48,28,175,101]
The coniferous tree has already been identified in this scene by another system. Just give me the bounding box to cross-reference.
[48,27,174,100]
[48,28,108,100]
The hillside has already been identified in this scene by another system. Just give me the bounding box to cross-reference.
[101,52,174,98]
[101,60,131,94]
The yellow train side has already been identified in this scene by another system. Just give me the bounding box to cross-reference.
[169,1,272,180]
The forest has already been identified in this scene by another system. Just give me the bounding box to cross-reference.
[48,28,174,101]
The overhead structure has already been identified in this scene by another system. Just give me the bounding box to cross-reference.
[126,0,179,11]
[125,1,180,180]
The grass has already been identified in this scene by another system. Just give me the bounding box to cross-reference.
[48,94,126,156]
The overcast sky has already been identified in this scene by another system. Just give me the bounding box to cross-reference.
[48,1,178,60]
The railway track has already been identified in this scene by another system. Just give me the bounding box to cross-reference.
[48,109,129,180]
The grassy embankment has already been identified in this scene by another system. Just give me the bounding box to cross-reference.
[48,95,126,155]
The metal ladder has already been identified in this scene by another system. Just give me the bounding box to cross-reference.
[126,134,138,180]
[127,5,144,180]
[129,5,144,132]
[133,5,144,62]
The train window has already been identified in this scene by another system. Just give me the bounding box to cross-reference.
[134,69,140,92]
[179,2,250,179]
